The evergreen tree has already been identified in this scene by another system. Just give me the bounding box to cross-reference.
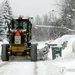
[60,0,75,29]
[0,0,13,39]
[2,0,13,27]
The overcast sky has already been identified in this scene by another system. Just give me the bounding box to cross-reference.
[0,0,59,17]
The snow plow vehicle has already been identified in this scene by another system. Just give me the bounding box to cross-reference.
[1,16,37,61]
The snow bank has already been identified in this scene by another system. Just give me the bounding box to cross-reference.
[62,37,75,58]
[49,35,75,68]
[48,35,75,59]
[51,35,75,44]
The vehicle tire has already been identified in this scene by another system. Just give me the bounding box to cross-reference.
[31,44,37,61]
[72,41,75,53]
[1,44,9,61]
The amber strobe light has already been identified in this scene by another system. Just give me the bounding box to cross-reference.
[15,31,21,36]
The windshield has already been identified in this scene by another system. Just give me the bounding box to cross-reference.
[11,20,28,29]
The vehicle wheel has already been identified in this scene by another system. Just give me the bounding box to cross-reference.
[1,44,9,61]
[31,44,37,61]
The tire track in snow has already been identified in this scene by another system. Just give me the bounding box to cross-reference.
[0,56,9,67]
[0,62,9,67]
[0,56,35,75]
[35,60,63,75]
[34,62,38,75]
[42,60,62,75]
[0,57,63,75]
[0,62,11,75]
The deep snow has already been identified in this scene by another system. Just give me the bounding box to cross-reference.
[51,35,75,44]
[48,35,75,72]
[48,35,75,59]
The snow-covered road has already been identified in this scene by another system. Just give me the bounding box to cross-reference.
[0,62,34,75]
[1,56,75,75]
[0,40,62,75]
[0,57,62,75]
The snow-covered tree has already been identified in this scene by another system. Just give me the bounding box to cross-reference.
[0,0,13,39]
[35,15,42,25]
[43,14,50,25]
[2,0,13,27]
[59,0,75,29]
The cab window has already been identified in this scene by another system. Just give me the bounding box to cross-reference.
[23,22,27,29]
[11,20,28,29]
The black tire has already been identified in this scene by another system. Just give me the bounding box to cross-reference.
[1,44,9,61]
[31,44,37,61]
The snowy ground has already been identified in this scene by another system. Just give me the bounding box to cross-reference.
[0,59,63,75]
[0,35,75,75]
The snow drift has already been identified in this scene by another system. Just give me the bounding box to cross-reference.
[48,35,75,68]
[48,35,75,59]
